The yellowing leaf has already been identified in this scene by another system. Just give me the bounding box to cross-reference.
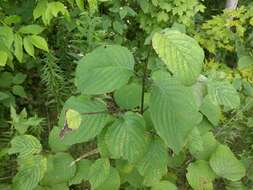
[66,109,82,130]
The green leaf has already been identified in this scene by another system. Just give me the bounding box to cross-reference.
[13,155,47,190]
[75,45,134,95]
[88,0,98,14]
[238,56,253,69]
[200,95,221,126]
[14,34,23,63]
[188,127,204,155]
[58,95,109,145]
[207,80,240,110]
[28,35,49,52]
[152,29,204,85]
[41,152,76,185]
[9,135,42,158]
[12,85,26,97]
[19,25,45,35]
[48,127,70,152]
[105,112,148,163]
[0,51,8,66]
[0,72,13,88]
[75,0,84,10]
[4,15,21,25]
[0,91,9,101]
[97,129,111,158]
[150,78,202,153]
[186,160,216,190]
[0,26,14,48]
[167,151,186,168]
[69,159,92,185]
[123,168,144,188]
[137,138,168,186]
[114,83,142,109]
[151,181,177,190]
[209,144,246,181]
[12,73,27,85]
[23,37,35,57]
[66,109,82,130]
[33,0,48,20]
[190,132,219,160]
[47,2,68,17]
[94,167,120,190]
[88,158,110,189]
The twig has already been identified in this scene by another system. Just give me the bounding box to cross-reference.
[80,111,108,115]
[215,100,251,137]
[70,149,99,166]
[140,51,150,114]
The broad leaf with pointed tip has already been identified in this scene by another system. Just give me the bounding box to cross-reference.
[41,152,76,185]
[69,159,93,185]
[151,181,177,190]
[137,138,168,186]
[75,45,135,95]
[200,95,221,126]
[94,167,120,190]
[207,81,240,110]
[209,145,246,181]
[105,112,148,163]
[150,78,202,153]
[48,127,70,152]
[58,95,109,145]
[88,158,110,189]
[186,160,216,190]
[13,155,47,190]
[152,29,204,85]
[190,132,219,160]
[114,83,142,109]
[9,135,42,158]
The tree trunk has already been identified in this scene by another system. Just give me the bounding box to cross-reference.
[225,0,238,10]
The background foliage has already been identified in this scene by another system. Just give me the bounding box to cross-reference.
[0,0,253,190]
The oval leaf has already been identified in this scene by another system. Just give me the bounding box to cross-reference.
[150,78,202,153]
[137,138,168,186]
[28,35,49,52]
[152,29,204,85]
[19,25,44,35]
[105,112,148,163]
[9,135,42,158]
[88,158,110,189]
[151,181,177,190]
[186,160,216,190]
[75,45,135,95]
[58,95,109,145]
[23,37,34,57]
[13,155,47,190]
[207,80,240,110]
[41,152,76,185]
[114,83,142,109]
[209,144,246,181]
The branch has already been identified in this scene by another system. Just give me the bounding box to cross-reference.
[225,0,238,10]
[140,60,148,114]
[70,149,99,166]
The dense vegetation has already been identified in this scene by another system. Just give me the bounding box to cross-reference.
[0,0,253,189]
